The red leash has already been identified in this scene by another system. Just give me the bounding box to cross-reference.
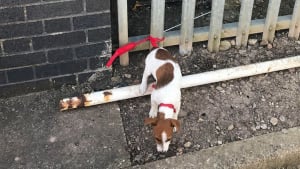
[105,35,164,67]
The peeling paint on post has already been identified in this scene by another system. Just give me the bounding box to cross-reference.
[207,0,225,52]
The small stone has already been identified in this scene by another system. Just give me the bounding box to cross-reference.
[260,40,268,46]
[230,40,236,46]
[227,124,234,131]
[124,74,131,78]
[216,86,223,91]
[239,49,247,55]
[14,157,21,162]
[49,136,57,143]
[282,129,288,134]
[279,115,286,122]
[248,39,258,45]
[270,117,278,126]
[267,43,273,49]
[261,124,267,130]
[221,83,227,88]
[217,140,223,145]
[198,118,205,122]
[219,40,231,51]
[184,141,192,148]
[261,98,266,102]
[296,41,300,45]
[251,126,257,131]
[213,64,217,68]
[255,125,261,130]
[252,103,257,108]
[216,126,221,131]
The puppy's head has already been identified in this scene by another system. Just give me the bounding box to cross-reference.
[144,113,180,152]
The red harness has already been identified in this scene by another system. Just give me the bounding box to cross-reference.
[159,103,176,113]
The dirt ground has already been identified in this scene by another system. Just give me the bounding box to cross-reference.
[107,0,300,165]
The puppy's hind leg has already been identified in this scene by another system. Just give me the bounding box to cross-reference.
[139,66,151,94]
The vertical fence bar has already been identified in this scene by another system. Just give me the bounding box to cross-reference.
[236,0,254,48]
[179,0,196,56]
[117,0,129,66]
[288,0,300,40]
[207,0,225,52]
[150,0,165,47]
[262,0,281,44]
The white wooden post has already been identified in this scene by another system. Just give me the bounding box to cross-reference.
[179,0,196,56]
[288,0,300,40]
[262,0,281,44]
[236,0,254,48]
[207,0,225,52]
[150,0,165,47]
[117,0,129,66]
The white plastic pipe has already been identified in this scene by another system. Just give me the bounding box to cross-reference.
[60,55,300,111]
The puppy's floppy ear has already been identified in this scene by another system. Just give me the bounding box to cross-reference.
[170,119,180,132]
[144,117,158,126]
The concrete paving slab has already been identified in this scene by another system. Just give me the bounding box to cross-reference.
[0,91,131,169]
[133,127,300,169]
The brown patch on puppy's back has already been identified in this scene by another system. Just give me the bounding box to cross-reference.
[156,49,177,62]
[156,63,174,89]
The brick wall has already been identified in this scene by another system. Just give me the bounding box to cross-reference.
[0,0,112,97]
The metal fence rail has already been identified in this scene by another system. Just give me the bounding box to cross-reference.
[117,0,300,65]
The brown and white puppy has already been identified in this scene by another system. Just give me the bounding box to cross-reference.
[140,47,182,152]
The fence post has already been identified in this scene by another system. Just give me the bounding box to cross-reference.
[207,0,225,52]
[117,0,129,66]
[236,0,254,48]
[262,0,281,44]
[288,0,300,40]
[150,0,165,47]
[179,0,196,56]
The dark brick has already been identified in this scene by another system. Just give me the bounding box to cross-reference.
[0,52,46,69]
[0,71,7,84]
[7,67,34,83]
[73,13,111,30]
[0,0,40,7]
[52,75,76,88]
[60,59,87,74]
[0,21,43,39]
[78,71,94,83]
[75,43,107,58]
[48,48,74,63]
[0,79,51,98]
[35,64,61,78]
[32,31,86,50]
[45,18,71,33]
[3,38,31,54]
[88,27,111,42]
[26,0,83,20]
[89,56,108,70]
[0,7,25,24]
[86,0,110,12]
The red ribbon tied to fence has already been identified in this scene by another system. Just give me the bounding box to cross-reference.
[105,35,165,67]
